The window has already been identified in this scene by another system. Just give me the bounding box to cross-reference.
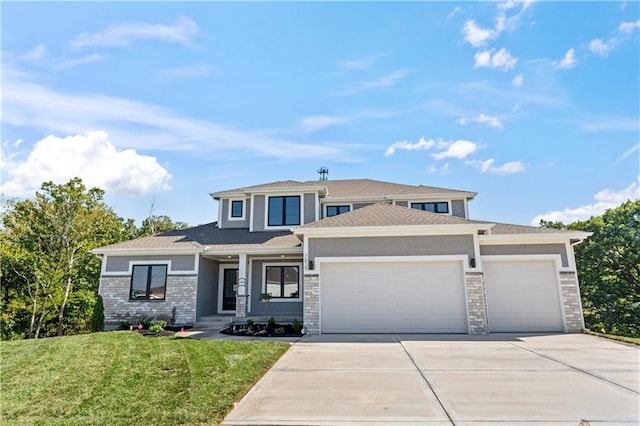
[130,265,167,300]
[231,200,243,218]
[265,265,300,299]
[268,196,300,226]
[326,205,350,217]
[411,202,449,213]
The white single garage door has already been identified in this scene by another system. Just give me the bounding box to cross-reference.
[483,259,564,332]
[320,261,467,333]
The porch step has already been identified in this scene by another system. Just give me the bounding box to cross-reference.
[195,315,233,329]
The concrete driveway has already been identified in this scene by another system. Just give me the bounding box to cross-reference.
[222,333,639,425]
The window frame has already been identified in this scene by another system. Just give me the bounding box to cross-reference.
[325,204,351,218]
[410,201,450,214]
[263,263,302,301]
[129,264,168,301]
[228,198,246,221]
[267,195,301,227]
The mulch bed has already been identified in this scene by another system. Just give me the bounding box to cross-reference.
[221,323,303,338]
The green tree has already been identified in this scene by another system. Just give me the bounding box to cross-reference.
[1,178,133,339]
[568,200,640,337]
[138,215,189,237]
[89,294,105,332]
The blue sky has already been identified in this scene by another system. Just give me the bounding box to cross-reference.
[2,1,638,227]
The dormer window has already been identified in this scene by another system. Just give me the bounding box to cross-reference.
[326,205,350,217]
[411,202,449,214]
[228,199,245,220]
[268,196,300,226]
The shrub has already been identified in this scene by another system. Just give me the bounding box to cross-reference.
[267,317,276,329]
[116,321,131,330]
[89,295,105,332]
[138,316,153,329]
[291,318,302,333]
[274,327,285,335]
[149,320,167,333]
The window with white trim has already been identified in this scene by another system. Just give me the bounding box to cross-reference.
[130,265,167,300]
[411,202,449,214]
[268,196,300,226]
[230,200,244,218]
[264,265,300,299]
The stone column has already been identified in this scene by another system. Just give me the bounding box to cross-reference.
[465,272,489,334]
[235,254,248,319]
[303,273,320,334]
[559,271,584,332]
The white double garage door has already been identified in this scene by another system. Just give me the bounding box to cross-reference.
[319,258,565,333]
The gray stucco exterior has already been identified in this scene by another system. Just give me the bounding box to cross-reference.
[252,195,266,231]
[248,259,304,318]
[480,243,569,267]
[308,235,475,262]
[196,257,219,319]
[304,193,317,224]
[219,198,251,229]
[451,200,466,218]
[105,255,196,272]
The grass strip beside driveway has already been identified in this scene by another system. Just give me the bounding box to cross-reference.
[0,331,290,425]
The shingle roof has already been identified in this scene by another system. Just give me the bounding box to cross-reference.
[94,223,301,252]
[300,203,488,228]
[489,222,575,235]
[211,178,475,200]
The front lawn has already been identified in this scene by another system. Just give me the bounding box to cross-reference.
[0,332,290,425]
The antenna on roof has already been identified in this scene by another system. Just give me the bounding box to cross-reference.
[317,166,329,181]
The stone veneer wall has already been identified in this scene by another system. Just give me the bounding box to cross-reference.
[303,273,320,334]
[99,275,198,325]
[559,271,584,332]
[465,272,489,334]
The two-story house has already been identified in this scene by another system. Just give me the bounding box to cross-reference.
[93,178,589,334]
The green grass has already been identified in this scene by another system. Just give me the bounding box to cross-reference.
[584,330,640,345]
[0,332,290,425]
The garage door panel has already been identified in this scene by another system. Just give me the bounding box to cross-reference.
[484,260,563,333]
[320,261,467,333]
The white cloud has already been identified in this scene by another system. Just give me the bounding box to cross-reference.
[474,48,518,71]
[578,116,639,132]
[619,20,640,34]
[432,140,478,160]
[615,143,640,164]
[158,64,217,81]
[512,73,524,87]
[71,16,198,48]
[339,55,381,71]
[1,67,341,160]
[447,6,463,19]
[0,131,171,197]
[21,43,47,61]
[462,20,498,47]
[461,1,532,46]
[468,158,525,174]
[459,113,504,129]
[333,70,409,96]
[552,48,576,69]
[385,136,435,157]
[589,38,612,56]
[531,179,640,224]
[299,115,347,132]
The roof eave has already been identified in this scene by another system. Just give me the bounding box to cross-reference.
[295,223,494,237]
[91,247,203,256]
[386,192,477,201]
[479,231,592,244]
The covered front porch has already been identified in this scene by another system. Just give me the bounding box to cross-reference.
[195,249,305,323]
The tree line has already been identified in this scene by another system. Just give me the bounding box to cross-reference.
[1,178,638,339]
[0,178,188,339]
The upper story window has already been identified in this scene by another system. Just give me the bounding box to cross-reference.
[231,200,243,218]
[411,202,449,214]
[268,196,300,226]
[326,205,350,217]
[130,265,167,300]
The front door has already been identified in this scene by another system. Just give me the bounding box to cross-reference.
[223,268,238,311]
